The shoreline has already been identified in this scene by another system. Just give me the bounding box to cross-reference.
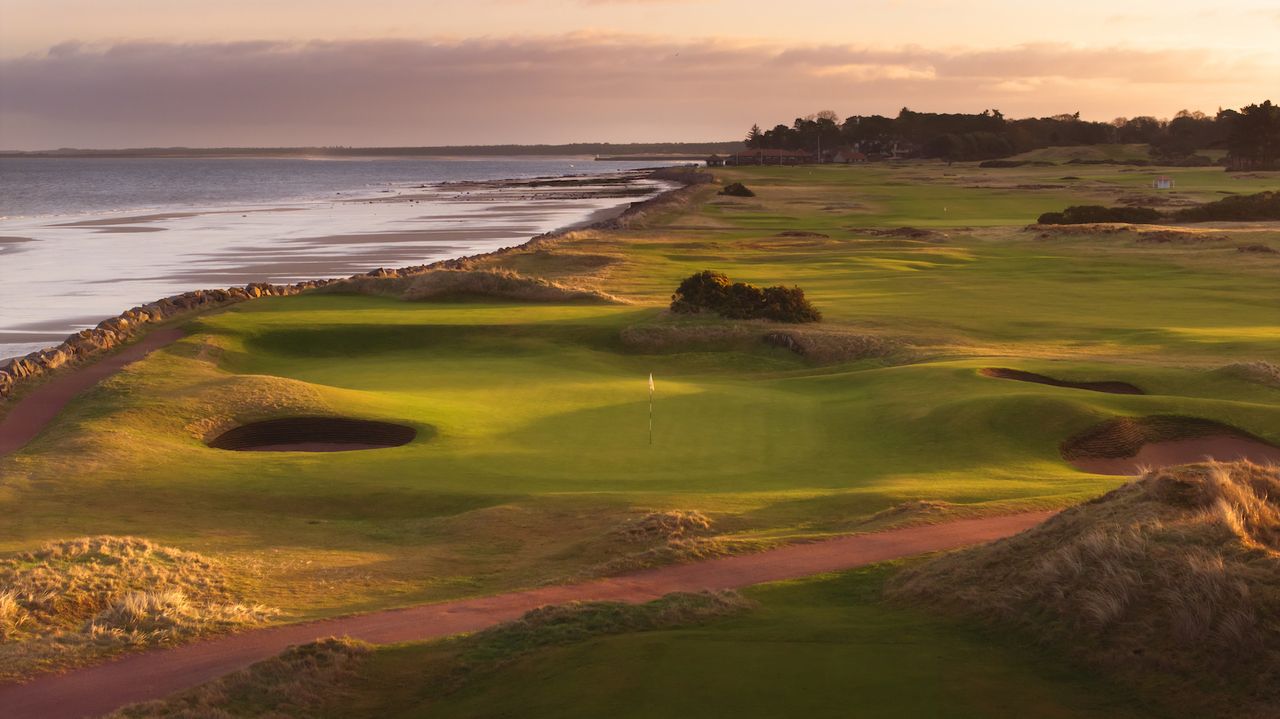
[0,166,679,358]
[0,167,709,404]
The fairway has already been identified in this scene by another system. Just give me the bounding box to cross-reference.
[1,161,1278,700]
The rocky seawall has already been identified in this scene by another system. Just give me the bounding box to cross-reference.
[0,280,335,400]
[0,167,711,403]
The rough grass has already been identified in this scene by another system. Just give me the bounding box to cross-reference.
[612,510,714,542]
[619,319,900,365]
[328,268,625,304]
[110,637,373,719]
[588,510,773,576]
[761,327,901,364]
[889,461,1280,719]
[0,536,276,680]
[457,590,752,669]
[111,591,751,718]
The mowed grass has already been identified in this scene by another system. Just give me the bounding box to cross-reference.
[0,160,1277,624]
[278,566,1159,719]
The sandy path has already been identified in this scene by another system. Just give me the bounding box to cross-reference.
[0,328,185,456]
[0,510,1053,719]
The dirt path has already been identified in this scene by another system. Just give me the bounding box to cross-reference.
[0,510,1053,718]
[0,329,185,456]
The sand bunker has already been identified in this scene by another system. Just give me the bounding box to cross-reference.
[980,367,1143,395]
[208,417,416,452]
[1061,415,1280,475]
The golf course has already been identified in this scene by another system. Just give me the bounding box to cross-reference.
[2,157,1278,717]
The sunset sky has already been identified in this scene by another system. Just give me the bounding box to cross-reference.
[1,0,1278,149]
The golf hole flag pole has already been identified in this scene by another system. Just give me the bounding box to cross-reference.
[648,372,655,446]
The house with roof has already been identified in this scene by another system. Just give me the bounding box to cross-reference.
[722,148,816,166]
[829,148,868,164]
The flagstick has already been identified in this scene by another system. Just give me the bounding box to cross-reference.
[647,372,656,447]
[648,383,654,446]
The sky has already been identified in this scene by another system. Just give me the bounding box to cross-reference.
[0,0,1277,149]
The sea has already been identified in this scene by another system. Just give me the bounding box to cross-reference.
[0,156,678,360]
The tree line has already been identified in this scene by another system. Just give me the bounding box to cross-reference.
[742,101,1279,169]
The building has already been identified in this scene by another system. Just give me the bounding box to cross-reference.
[722,148,816,166]
[1153,176,1175,189]
[829,148,868,164]
[706,154,726,167]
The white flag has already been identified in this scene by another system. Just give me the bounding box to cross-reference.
[648,373,655,392]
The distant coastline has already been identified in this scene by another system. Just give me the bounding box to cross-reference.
[0,142,740,160]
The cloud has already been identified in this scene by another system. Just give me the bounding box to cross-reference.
[0,36,1274,149]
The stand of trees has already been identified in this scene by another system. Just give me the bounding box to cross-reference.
[742,101,1279,168]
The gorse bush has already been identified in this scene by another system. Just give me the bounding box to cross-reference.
[1037,205,1163,225]
[718,182,755,197]
[670,271,821,323]
[1037,192,1280,226]
[1174,191,1280,222]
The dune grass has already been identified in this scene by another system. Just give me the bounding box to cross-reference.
[0,536,275,679]
[0,159,1276,682]
[890,461,1280,718]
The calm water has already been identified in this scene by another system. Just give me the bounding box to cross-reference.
[0,156,676,360]
[0,156,665,219]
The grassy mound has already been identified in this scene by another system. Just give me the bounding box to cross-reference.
[612,510,713,542]
[112,592,750,718]
[889,462,1280,718]
[617,320,895,365]
[111,637,372,719]
[1,536,275,680]
[589,510,768,575]
[761,328,898,364]
[331,268,624,304]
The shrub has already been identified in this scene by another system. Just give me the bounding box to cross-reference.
[719,182,755,197]
[1174,191,1280,222]
[669,271,733,314]
[670,271,820,323]
[1037,205,1162,225]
